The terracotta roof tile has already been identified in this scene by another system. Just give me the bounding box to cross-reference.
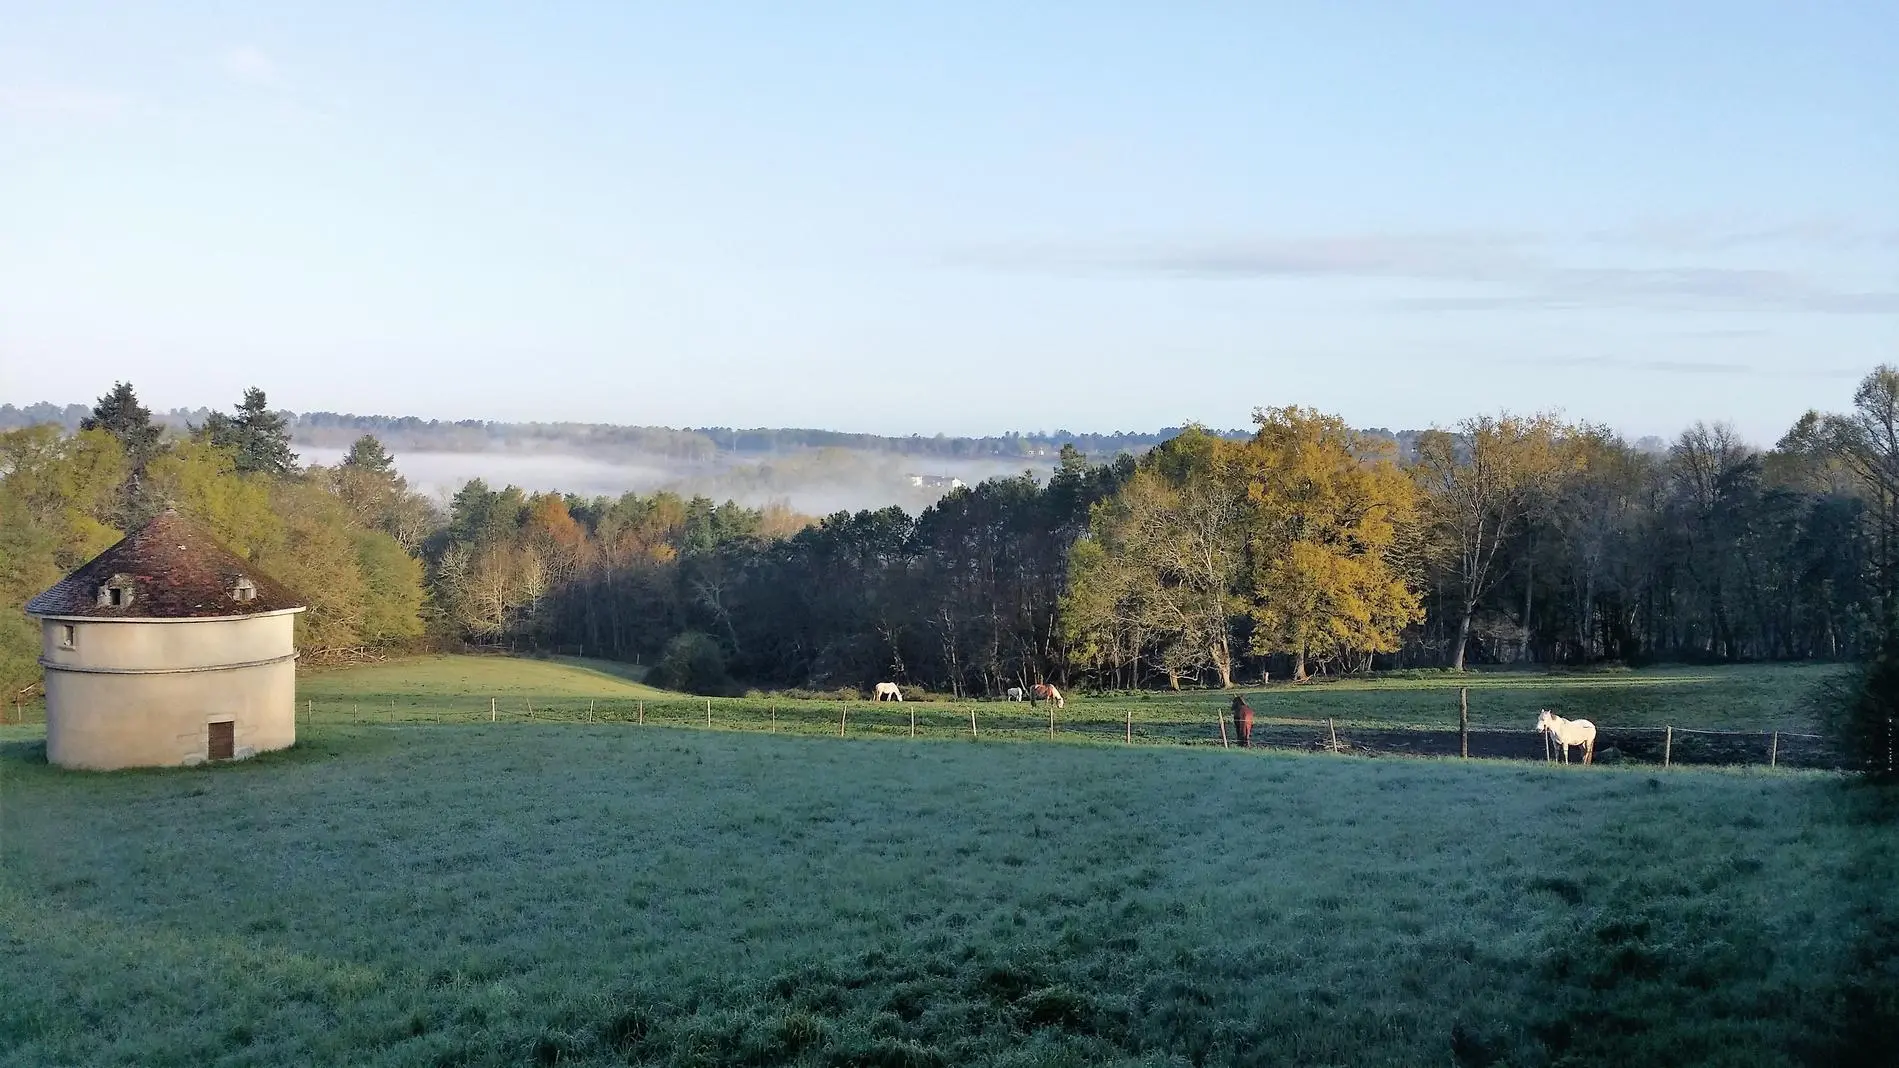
[25,511,306,620]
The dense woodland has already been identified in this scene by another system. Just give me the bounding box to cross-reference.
[7,374,1899,709]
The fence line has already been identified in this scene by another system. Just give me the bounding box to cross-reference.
[259,695,1845,771]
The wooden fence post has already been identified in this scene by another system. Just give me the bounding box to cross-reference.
[706,698,712,729]
[1664,725,1673,768]
[1328,717,1340,752]
[527,699,533,721]
[589,699,595,724]
[1459,687,1470,759]
[638,700,644,725]
[771,703,777,732]
[1219,713,1230,748]
[490,697,497,723]
[970,708,977,740]
[840,708,848,737]
[1126,707,1132,744]
[1770,730,1778,768]
[1049,705,1056,741]
[910,707,916,738]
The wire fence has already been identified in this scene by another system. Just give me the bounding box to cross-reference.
[252,695,1846,771]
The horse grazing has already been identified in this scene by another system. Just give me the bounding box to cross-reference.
[873,682,904,702]
[1536,709,1596,764]
[1005,687,1025,702]
[1029,684,1064,709]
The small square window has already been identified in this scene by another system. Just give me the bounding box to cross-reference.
[97,575,134,609]
[59,625,75,649]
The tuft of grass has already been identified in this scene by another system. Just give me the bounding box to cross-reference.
[0,720,1893,1066]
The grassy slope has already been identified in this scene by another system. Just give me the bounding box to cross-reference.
[1,724,1893,1067]
[291,656,1839,735]
[1096,662,1841,732]
[300,654,672,705]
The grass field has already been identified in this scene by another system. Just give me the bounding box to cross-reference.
[1,718,1894,1067]
[287,654,1843,731]
[276,657,1851,772]
[5,656,1841,741]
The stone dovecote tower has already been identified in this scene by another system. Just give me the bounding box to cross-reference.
[25,510,307,770]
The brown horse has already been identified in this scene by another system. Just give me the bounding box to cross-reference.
[1029,683,1064,709]
[1230,695,1254,747]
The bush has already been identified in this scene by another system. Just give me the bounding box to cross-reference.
[790,687,866,701]
[1817,632,1899,782]
[652,632,731,696]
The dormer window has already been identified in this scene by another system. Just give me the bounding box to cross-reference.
[97,575,134,609]
[232,577,257,603]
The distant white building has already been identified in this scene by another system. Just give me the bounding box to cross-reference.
[907,474,966,490]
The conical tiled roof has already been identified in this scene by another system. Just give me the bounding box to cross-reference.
[24,511,306,619]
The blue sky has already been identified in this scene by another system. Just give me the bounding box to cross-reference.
[1,2,1893,442]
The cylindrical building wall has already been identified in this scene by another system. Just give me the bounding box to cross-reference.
[40,613,297,672]
[39,613,300,770]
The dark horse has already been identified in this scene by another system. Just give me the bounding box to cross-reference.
[1230,695,1254,747]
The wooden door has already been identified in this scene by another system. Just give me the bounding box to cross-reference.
[208,721,234,761]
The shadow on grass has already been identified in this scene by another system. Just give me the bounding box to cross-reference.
[0,731,375,777]
[1836,780,1899,1068]
[1473,777,1899,1068]
[543,654,655,687]
[0,737,47,767]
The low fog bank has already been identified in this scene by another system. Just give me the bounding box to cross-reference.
[299,444,1052,515]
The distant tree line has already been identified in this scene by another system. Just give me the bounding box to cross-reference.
[2,401,1258,462]
[1,384,431,696]
[411,376,1898,706]
[8,373,1899,763]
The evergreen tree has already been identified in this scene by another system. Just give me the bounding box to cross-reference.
[342,434,396,474]
[199,387,298,475]
[81,381,162,468]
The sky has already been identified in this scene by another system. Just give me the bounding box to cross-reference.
[1,2,1894,443]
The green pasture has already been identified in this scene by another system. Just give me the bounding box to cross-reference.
[1,720,1892,1066]
[286,656,1842,739]
[1100,662,1842,732]
[301,654,669,704]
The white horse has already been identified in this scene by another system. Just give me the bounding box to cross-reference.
[873,682,904,702]
[1536,709,1596,764]
[1005,687,1025,702]
[1029,684,1064,710]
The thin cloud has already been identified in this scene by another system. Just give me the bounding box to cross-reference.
[951,229,1899,316]
[1397,268,1899,315]
[1586,219,1899,253]
[222,45,279,85]
[1547,356,1756,375]
[1542,356,1862,379]
[0,86,128,119]
[949,232,1531,280]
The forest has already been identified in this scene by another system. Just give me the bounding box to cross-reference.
[6,373,1899,706]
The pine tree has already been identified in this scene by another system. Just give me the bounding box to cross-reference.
[342,435,396,474]
[80,381,161,468]
[199,387,298,475]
